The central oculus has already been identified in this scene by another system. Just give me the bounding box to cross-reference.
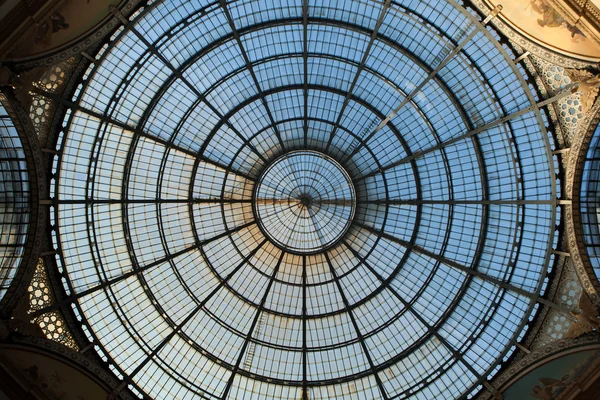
[253,150,356,254]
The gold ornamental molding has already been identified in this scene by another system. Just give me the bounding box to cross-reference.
[565,98,600,304]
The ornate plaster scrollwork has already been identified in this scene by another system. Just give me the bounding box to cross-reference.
[565,293,600,338]
[565,68,600,113]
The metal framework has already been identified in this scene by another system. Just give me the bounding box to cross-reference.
[580,122,600,282]
[45,0,560,399]
[252,150,356,255]
[0,101,30,302]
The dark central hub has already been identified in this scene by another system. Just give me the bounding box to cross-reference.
[299,194,312,207]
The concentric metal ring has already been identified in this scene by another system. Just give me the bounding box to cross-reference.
[48,0,557,398]
[253,150,356,254]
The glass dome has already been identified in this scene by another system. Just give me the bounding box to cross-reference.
[0,101,30,302]
[50,0,557,398]
[253,150,356,254]
[580,122,600,281]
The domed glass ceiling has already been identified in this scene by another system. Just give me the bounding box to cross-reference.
[50,0,558,398]
[0,101,30,302]
[254,150,356,254]
[580,123,600,281]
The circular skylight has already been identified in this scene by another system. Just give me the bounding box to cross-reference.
[50,0,557,399]
[254,150,355,254]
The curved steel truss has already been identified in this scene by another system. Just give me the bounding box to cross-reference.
[0,101,30,304]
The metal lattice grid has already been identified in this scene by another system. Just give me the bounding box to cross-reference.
[0,101,29,302]
[47,0,558,399]
[581,122,600,282]
[253,150,355,254]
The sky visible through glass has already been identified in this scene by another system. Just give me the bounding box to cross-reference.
[0,102,29,302]
[50,0,558,398]
[253,150,356,254]
[581,123,600,282]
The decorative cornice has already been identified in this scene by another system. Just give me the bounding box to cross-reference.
[0,0,65,58]
[565,101,600,303]
[478,332,600,399]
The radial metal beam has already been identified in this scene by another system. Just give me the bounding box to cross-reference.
[302,0,309,149]
[221,251,285,399]
[135,131,257,181]
[307,206,328,248]
[302,255,308,400]
[30,221,257,319]
[354,222,575,315]
[359,199,556,206]
[354,85,578,183]
[109,6,268,164]
[31,87,257,182]
[0,156,27,161]
[113,238,268,395]
[323,252,390,400]
[324,0,392,153]
[47,199,253,205]
[218,0,287,152]
[344,241,499,397]
[31,245,198,319]
[340,9,496,163]
[341,6,505,164]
